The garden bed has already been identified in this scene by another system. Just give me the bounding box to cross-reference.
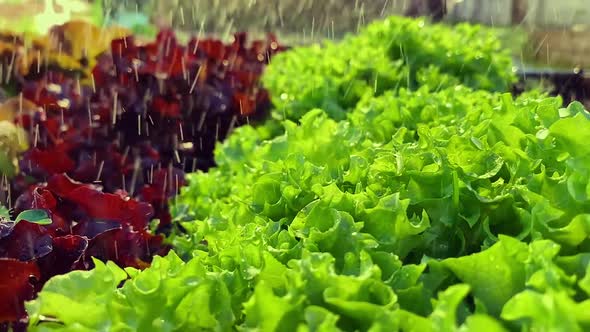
[0,13,589,332]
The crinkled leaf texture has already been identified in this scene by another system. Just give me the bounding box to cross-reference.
[27,252,234,332]
[30,93,590,329]
[27,236,590,331]
[165,84,590,330]
[27,16,590,332]
[263,16,515,122]
[0,174,168,327]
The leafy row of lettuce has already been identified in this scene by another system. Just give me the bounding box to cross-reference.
[26,236,590,332]
[26,82,590,330]
[23,16,589,331]
[261,15,516,124]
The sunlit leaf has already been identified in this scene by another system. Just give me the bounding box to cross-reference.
[15,209,51,225]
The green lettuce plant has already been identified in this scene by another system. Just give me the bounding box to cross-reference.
[25,15,590,331]
[262,16,516,123]
[27,86,590,331]
[0,120,29,178]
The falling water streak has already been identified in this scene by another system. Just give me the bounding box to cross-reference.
[215,120,220,141]
[114,240,119,261]
[161,170,168,209]
[190,2,196,25]
[44,48,49,75]
[6,36,17,84]
[112,92,118,125]
[87,102,93,127]
[122,174,126,193]
[134,62,139,82]
[76,77,81,96]
[121,146,130,166]
[311,16,315,41]
[374,73,379,93]
[179,6,185,26]
[34,124,40,148]
[22,33,29,69]
[174,149,181,164]
[357,2,366,34]
[167,164,174,193]
[95,160,104,183]
[380,0,390,17]
[520,50,526,81]
[5,45,16,84]
[129,157,141,197]
[25,231,34,261]
[181,57,187,81]
[174,173,180,206]
[0,175,5,207]
[145,236,151,257]
[302,26,306,44]
[223,19,235,42]
[193,21,205,55]
[277,1,284,27]
[189,66,203,94]
[37,50,41,73]
[191,158,197,173]
[6,175,11,210]
[149,164,154,184]
[179,123,184,141]
[164,34,172,58]
[137,114,141,136]
[197,111,207,131]
[91,73,96,93]
[331,20,335,40]
[400,44,411,89]
[533,34,549,56]
[18,93,23,117]
[226,115,237,137]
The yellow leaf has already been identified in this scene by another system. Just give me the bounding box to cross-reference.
[49,20,131,61]
[0,97,42,122]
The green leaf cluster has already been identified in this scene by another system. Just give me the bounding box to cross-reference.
[0,120,29,178]
[28,87,590,330]
[262,16,516,122]
[26,16,590,332]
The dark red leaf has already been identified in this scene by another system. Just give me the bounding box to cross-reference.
[0,222,52,262]
[26,148,76,175]
[87,228,166,269]
[3,28,286,327]
[0,259,39,322]
[37,235,88,283]
[46,174,154,230]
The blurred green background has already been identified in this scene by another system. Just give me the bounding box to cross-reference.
[1,0,589,69]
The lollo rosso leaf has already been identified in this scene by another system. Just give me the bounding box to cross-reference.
[4,13,590,332]
[0,259,40,323]
[0,173,168,326]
